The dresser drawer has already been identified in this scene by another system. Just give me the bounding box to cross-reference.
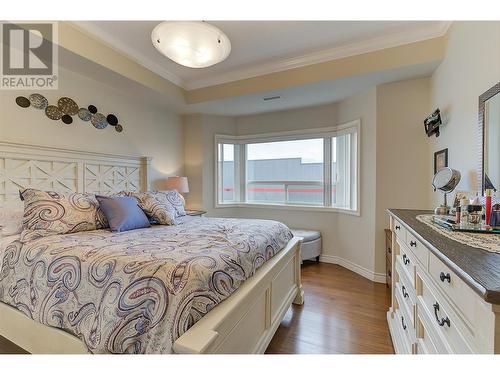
[406,232,429,269]
[416,309,440,354]
[394,308,414,354]
[428,251,477,328]
[396,240,415,287]
[386,257,392,287]
[386,241,392,260]
[395,258,416,303]
[392,218,406,242]
[395,280,415,327]
[417,271,474,353]
[385,229,393,259]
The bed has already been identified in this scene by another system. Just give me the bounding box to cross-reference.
[0,142,304,354]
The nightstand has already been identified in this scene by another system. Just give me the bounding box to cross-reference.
[185,210,207,217]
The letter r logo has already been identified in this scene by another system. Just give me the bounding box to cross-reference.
[2,23,53,75]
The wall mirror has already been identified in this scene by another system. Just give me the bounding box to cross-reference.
[479,82,500,194]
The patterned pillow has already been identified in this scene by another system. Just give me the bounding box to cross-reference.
[162,190,186,217]
[20,189,107,240]
[0,200,25,236]
[131,191,180,225]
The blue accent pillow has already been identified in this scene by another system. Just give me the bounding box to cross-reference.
[96,195,151,232]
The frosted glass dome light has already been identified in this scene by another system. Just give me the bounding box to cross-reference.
[151,21,231,68]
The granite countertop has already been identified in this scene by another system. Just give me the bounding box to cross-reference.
[388,209,500,305]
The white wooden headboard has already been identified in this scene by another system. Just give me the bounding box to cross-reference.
[0,142,151,202]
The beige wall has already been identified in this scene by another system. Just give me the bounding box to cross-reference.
[430,21,500,204]
[0,66,184,188]
[236,103,338,135]
[334,88,378,274]
[375,78,431,274]
[183,114,238,217]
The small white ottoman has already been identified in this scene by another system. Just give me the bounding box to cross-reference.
[291,229,322,262]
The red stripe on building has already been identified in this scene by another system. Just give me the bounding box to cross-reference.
[223,187,331,193]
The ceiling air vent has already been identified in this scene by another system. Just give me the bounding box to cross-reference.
[262,95,281,101]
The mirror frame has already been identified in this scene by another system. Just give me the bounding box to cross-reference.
[478,81,500,195]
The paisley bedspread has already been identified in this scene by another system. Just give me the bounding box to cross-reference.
[0,216,293,354]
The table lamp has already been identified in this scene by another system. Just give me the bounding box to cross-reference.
[166,176,189,195]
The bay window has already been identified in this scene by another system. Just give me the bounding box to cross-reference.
[215,120,359,213]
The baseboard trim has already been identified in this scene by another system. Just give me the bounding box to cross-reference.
[319,255,386,283]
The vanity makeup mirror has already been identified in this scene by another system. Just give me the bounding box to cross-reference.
[479,82,500,194]
[432,167,461,214]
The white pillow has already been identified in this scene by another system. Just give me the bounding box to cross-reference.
[0,200,24,236]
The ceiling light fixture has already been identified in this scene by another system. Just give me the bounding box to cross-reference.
[151,21,231,69]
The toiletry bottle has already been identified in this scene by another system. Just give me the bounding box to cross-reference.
[460,198,469,227]
[486,189,492,226]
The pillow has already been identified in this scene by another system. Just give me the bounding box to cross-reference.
[131,191,178,225]
[96,195,150,232]
[0,200,24,236]
[161,190,186,217]
[20,189,107,240]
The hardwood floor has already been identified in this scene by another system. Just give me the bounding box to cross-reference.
[266,261,394,354]
[0,262,393,354]
[0,335,28,354]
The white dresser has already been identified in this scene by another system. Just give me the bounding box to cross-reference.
[387,209,500,354]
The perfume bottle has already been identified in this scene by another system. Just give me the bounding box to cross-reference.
[485,189,493,226]
[460,198,469,226]
[467,205,482,227]
[491,204,500,227]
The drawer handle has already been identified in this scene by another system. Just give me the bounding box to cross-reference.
[401,285,409,298]
[401,316,407,330]
[402,254,410,265]
[433,302,451,328]
[410,240,417,247]
[439,272,451,283]
[395,225,401,230]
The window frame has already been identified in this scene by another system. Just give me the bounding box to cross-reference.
[214,119,361,215]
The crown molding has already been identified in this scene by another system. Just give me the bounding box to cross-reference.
[71,21,452,92]
[185,21,452,90]
[70,21,187,89]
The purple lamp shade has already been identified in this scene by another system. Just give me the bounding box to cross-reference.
[166,176,189,193]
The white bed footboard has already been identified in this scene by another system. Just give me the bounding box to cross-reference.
[173,236,304,354]
[0,237,303,354]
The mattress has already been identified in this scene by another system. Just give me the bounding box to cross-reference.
[0,216,292,354]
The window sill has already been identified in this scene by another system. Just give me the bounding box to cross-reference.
[215,202,360,216]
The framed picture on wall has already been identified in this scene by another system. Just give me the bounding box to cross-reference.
[434,148,448,175]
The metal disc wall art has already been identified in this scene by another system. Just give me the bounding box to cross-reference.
[15,96,30,108]
[16,94,124,133]
[91,113,108,129]
[106,114,118,126]
[45,105,63,120]
[78,108,92,121]
[29,93,48,109]
[58,97,79,115]
[61,115,73,124]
